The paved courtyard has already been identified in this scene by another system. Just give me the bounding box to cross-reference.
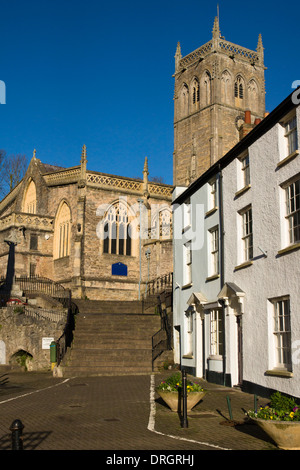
[0,369,280,454]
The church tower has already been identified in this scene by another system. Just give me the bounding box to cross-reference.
[173,17,266,186]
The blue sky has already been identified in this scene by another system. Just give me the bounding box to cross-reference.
[0,0,299,186]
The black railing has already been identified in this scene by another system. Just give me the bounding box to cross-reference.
[146,272,173,297]
[56,291,78,366]
[151,294,173,369]
[15,275,69,299]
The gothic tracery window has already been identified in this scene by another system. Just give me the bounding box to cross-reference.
[150,207,172,240]
[179,84,189,118]
[23,179,37,214]
[191,78,200,111]
[234,75,244,106]
[54,201,71,259]
[202,71,211,107]
[103,201,132,256]
[248,79,258,114]
[221,70,231,104]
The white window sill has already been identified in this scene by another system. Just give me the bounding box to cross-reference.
[182,224,191,234]
[235,184,251,198]
[208,355,223,361]
[278,243,300,256]
[277,149,299,168]
[206,274,220,282]
[265,369,293,378]
[181,282,193,290]
[205,207,218,218]
[182,354,194,359]
[234,260,253,271]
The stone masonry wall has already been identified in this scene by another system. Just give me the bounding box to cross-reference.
[0,307,65,371]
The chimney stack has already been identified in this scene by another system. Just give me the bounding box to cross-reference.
[239,110,254,140]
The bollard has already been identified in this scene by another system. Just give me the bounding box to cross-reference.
[226,395,233,421]
[181,369,188,428]
[50,341,57,371]
[254,394,257,412]
[10,419,24,450]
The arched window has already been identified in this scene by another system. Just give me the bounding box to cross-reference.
[159,208,172,239]
[202,71,211,107]
[23,179,36,214]
[248,79,258,114]
[191,78,200,111]
[150,207,172,240]
[221,70,231,104]
[103,201,132,256]
[54,201,71,259]
[234,75,244,106]
[179,84,189,118]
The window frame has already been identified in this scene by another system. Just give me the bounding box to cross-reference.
[29,233,38,251]
[241,154,250,188]
[184,310,194,357]
[102,202,132,257]
[183,240,192,286]
[285,178,300,246]
[284,115,298,156]
[54,201,71,260]
[210,308,223,358]
[240,206,253,262]
[209,226,219,276]
[270,296,292,371]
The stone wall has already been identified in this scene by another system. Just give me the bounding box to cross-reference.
[0,306,65,371]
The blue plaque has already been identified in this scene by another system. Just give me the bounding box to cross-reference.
[112,262,128,276]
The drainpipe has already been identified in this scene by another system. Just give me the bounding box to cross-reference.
[218,166,227,386]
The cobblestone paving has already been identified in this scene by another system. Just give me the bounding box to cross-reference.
[0,370,279,453]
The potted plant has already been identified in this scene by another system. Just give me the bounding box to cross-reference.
[247,391,300,450]
[156,372,206,412]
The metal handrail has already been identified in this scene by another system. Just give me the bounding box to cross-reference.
[15,275,69,299]
[56,292,77,366]
[146,272,173,297]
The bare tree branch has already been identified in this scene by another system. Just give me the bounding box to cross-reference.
[0,152,27,196]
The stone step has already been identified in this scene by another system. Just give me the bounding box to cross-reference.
[58,298,171,377]
[69,349,152,361]
[73,300,153,314]
[67,358,153,368]
[72,338,152,348]
[74,318,159,327]
[60,365,153,377]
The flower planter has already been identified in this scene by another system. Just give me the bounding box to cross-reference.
[156,389,206,412]
[251,417,300,450]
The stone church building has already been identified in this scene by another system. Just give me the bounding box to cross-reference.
[0,17,266,304]
[0,147,173,301]
[173,17,266,186]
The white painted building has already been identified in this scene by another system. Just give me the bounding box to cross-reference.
[172,91,300,398]
[173,170,224,383]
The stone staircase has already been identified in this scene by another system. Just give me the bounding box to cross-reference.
[57,300,165,377]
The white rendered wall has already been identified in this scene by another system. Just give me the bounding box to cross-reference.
[173,179,221,377]
[222,105,300,397]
